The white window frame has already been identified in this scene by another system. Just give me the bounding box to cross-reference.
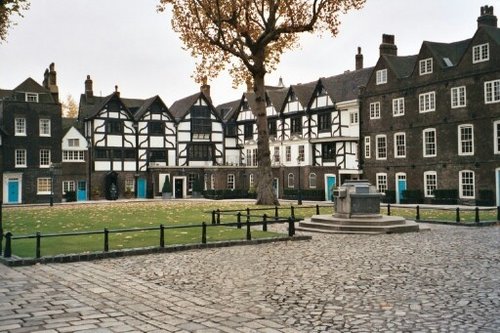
[68,138,80,147]
[376,69,387,85]
[63,150,85,162]
[419,58,433,75]
[472,43,489,64]
[227,174,235,190]
[39,119,51,137]
[423,171,437,198]
[210,174,215,190]
[298,145,305,162]
[349,111,359,125]
[15,149,27,168]
[458,124,474,156]
[62,180,76,194]
[484,79,500,104]
[249,174,255,188]
[375,134,387,160]
[364,137,371,159]
[15,118,26,136]
[459,170,475,199]
[494,120,500,154]
[451,86,466,108]
[287,173,294,188]
[309,173,317,189]
[392,97,405,117]
[25,92,39,103]
[37,178,52,195]
[285,146,291,162]
[125,179,135,192]
[369,102,381,119]
[394,132,406,158]
[39,149,51,168]
[423,128,437,157]
[419,91,436,113]
[376,173,387,193]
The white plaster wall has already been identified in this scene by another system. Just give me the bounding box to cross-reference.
[95,161,111,171]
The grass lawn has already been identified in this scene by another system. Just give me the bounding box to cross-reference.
[385,206,498,223]
[2,201,330,258]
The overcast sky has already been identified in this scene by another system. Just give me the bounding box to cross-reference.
[0,0,491,106]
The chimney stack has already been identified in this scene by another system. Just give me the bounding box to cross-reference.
[478,5,497,28]
[85,75,93,100]
[200,76,211,100]
[277,77,285,88]
[46,63,59,102]
[379,34,397,56]
[114,85,120,97]
[43,69,49,89]
[355,47,363,70]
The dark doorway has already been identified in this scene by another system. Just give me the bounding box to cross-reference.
[174,179,183,198]
[105,171,118,200]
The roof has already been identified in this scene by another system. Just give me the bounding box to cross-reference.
[78,94,105,120]
[62,117,79,133]
[482,25,500,44]
[0,89,11,100]
[169,92,202,120]
[267,88,289,113]
[215,98,241,122]
[321,67,374,102]
[382,55,417,79]
[14,77,50,94]
[291,81,318,108]
[423,39,471,68]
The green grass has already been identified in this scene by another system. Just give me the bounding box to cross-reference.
[2,201,328,258]
[385,207,498,223]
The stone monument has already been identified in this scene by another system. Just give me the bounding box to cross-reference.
[297,180,420,234]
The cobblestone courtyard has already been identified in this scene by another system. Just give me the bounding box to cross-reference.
[1,223,499,332]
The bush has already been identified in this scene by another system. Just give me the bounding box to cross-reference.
[431,189,458,205]
[283,189,325,201]
[477,190,495,206]
[162,176,172,193]
[401,190,423,204]
[203,189,249,200]
[64,191,77,202]
[382,190,396,204]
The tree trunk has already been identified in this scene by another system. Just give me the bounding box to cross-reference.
[253,71,279,206]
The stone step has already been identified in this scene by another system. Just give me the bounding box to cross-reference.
[308,215,408,226]
[297,219,420,234]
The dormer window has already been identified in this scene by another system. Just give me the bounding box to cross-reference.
[376,69,387,85]
[25,92,39,103]
[473,43,489,63]
[419,58,433,75]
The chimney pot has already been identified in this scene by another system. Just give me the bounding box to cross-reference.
[85,75,93,100]
[380,34,397,56]
[355,47,363,70]
[478,5,497,28]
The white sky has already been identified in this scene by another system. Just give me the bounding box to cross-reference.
[0,0,491,106]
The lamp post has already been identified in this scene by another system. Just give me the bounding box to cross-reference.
[297,158,302,205]
[49,163,54,207]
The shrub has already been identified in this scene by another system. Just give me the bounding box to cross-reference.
[402,190,423,204]
[162,176,172,193]
[382,190,396,204]
[64,191,77,202]
[477,190,495,206]
[431,189,458,205]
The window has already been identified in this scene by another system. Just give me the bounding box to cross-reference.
[494,120,500,154]
[423,129,437,157]
[246,149,252,166]
[244,123,253,139]
[210,174,215,190]
[15,118,26,136]
[376,173,387,193]
[322,142,335,162]
[37,178,52,195]
[291,116,302,134]
[39,119,51,137]
[191,107,211,136]
[125,178,135,192]
[95,149,109,159]
[25,92,39,102]
[148,122,164,135]
[188,144,212,161]
[318,113,331,132]
[298,145,304,162]
[473,43,489,63]
[150,150,166,162]
[458,125,474,156]
[451,86,466,108]
[106,120,122,134]
[227,174,235,190]
[15,149,27,167]
[364,137,371,159]
[226,121,237,136]
[273,146,280,163]
[309,173,317,189]
[394,132,406,158]
[376,69,387,85]
[249,174,254,188]
[63,150,85,162]
[287,173,295,188]
[459,170,475,199]
[419,58,433,75]
[187,174,196,192]
[369,102,380,119]
[484,79,500,104]
[286,146,291,162]
[349,111,359,125]
[268,119,277,136]
[68,138,80,147]
[62,180,75,194]
[392,98,405,116]
[419,92,436,112]
[375,135,387,160]
[252,148,257,166]
[40,149,51,167]
[424,171,437,198]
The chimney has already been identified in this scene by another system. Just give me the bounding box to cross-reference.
[379,34,397,56]
[478,5,497,28]
[355,47,363,70]
[114,85,120,97]
[43,68,49,89]
[200,76,211,99]
[277,77,285,88]
[85,75,93,100]
[47,63,59,102]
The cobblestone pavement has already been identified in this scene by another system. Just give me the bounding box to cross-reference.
[1,224,499,333]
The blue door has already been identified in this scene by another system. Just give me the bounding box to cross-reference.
[8,179,19,203]
[137,178,147,198]
[396,174,407,204]
[77,181,87,201]
[326,176,336,201]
